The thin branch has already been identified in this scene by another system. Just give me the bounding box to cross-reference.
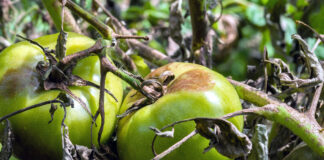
[307,35,324,117]
[152,130,198,160]
[113,34,149,40]
[307,83,323,117]
[263,47,268,92]
[60,0,173,66]
[296,20,324,44]
[59,40,103,65]
[96,57,108,146]
[0,100,64,122]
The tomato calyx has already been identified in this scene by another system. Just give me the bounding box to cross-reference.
[117,71,175,118]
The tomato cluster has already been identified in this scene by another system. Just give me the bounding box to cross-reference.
[0,34,242,160]
[0,33,123,160]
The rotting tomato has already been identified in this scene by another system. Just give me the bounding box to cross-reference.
[117,62,243,160]
[0,33,123,160]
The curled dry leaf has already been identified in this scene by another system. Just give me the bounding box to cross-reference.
[248,124,269,160]
[48,103,58,124]
[194,118,252,159]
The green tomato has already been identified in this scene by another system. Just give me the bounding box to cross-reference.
[117,62,243,160]
[0,33,123,160]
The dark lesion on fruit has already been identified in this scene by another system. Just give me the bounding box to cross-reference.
[167,69,215,94]
[0,67,40,98]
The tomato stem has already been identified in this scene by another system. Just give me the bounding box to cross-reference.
[0,100,65,123]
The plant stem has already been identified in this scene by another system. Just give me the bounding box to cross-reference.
[59,0,114,39]
[228,79,324,157]
[188,0,209,66]
[41,0,81,33]
[58,0,173,66]
[0,100,64,122]
[101,56,141,90]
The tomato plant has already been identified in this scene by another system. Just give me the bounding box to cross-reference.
[0,33,123,160]
[117,62,243,160]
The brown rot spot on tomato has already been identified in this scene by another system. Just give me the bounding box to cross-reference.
[166,69,215,93]
[0,67,39,97]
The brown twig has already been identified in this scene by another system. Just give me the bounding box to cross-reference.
[113,34,149,40]
[308,83,323,117]
[114,46,137,72]
[295,21,324,118]
[0,100,64,122]
[296,20,324,44]
[62,0,173,66]
[263,47,268,92]
[152,130,198,160]
[96,56,109,146]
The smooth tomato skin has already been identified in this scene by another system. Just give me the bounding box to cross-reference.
[0,33,123,160]
[117,62,243,160]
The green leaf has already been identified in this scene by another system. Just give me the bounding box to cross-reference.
[307,38,324,60]
[309,6,324,33]
[245,4,266,27]
[130,54,150,77]
[280,16,296,47]
[297,0,309,8]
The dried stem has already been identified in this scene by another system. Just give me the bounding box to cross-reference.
[59,0,173,66]
[0,100,64,122]
[263,47,268,92]
[296,20,324,44]
[96,57,108,146]
[189,0,209,66]
[228,79,324,156]
[152,130,198,160]
[60,0,114,39]
[294,21,324,118]
[59,40,103,65]
[114,34,149,41]
[114,46,137,72]
[308,83,323,117]
[41,0,81,33]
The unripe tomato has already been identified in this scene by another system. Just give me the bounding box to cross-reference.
[0,33,123,160]
[117,62,243,160]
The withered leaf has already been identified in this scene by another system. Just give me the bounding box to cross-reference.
[248,124,269,160]
[62,126,77,160]
[194,118,252,159]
